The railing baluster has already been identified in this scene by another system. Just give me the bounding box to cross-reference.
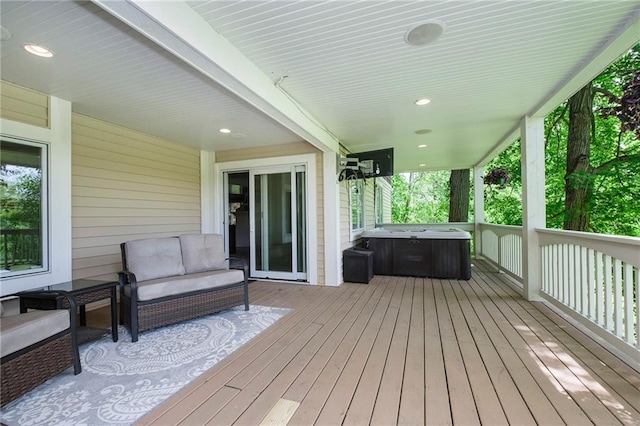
[554,244,560,299]
[542,246,548,294]
[587,248,595,320]
[613,259,623,337]
[604,255,613,332]
[569,244,576,309]
[635,268,640,350]
[623,263,633,344]
[580,246,587,317]
[596,252,604,327]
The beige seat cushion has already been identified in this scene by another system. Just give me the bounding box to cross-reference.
[0,310,70,358]
[125,269,244,301]
[126,237,185,282]
[179,234,226,274]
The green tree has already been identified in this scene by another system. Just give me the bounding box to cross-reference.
[559,45,639,233]
[485,44,640,236]
[391,171,450,223]
[0,165,42,229]
[483,141,524,226]
[448,169,470,222]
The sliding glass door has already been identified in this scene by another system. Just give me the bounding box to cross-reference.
[250,165,307,280]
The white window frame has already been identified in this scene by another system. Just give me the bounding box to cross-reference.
[375,182,384,225]
[349,178,365,239]
[1,96,72,297]
[0,136,49,279]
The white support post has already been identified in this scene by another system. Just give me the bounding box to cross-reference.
[473,166,485,259]
[200,150,216,233]
[323,152,341,286]
[521,116,546,301]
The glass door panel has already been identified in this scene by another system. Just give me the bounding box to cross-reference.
[296,168,306,274]
[250,166,306,280]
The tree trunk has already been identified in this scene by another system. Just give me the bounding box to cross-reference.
[448,169,470,222]
[564,82,594,231]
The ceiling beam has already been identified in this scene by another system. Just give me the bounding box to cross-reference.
[91,0,339,154]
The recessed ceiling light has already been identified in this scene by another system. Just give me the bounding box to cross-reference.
[415,98,431,106]
[405,21,446,46]
[419,164,426,167]
[417,144,427,148]
[219,128,231,134]
[415,129,432,135]
[24,44,54,58]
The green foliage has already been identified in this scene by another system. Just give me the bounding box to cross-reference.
[484,44,640,236]
[0,165,42,230]
[391,172,451,223]
[390,46,638,235]
[483,141,523,226]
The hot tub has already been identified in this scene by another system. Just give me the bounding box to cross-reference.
[362,227,471,279]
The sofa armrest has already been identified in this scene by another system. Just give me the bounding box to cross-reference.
[227,257,248,277]
[13,290,81,375]
[118,270,139,297]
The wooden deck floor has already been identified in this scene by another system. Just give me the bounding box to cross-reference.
[136,261,640,425]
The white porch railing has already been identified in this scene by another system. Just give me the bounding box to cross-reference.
[476,224,639,363]
[478,223,523,282]
[538,229,640,355]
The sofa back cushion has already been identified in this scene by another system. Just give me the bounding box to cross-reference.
[179,234,226,274]
[125,237,185,282]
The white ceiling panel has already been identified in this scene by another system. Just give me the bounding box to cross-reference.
[1,1,638,171]
[0,1,302,151]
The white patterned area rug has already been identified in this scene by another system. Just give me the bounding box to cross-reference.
[0,305,290,426]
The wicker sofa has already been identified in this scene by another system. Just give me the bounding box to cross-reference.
[0,291,81,407]
[118,234,249,342]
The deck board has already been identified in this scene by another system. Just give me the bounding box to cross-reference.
[398,278,425,426]
[423,278,453,425]
[475,268,627,425]
[136,261,640,426]
[369,277,412,425]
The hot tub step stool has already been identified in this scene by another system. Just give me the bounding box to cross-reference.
[343,247,374,284]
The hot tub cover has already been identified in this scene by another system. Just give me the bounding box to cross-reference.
[362,227,471,239]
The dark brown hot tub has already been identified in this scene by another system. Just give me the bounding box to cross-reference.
[362,228,471,280]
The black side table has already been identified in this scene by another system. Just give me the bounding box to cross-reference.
[19,279,118,344]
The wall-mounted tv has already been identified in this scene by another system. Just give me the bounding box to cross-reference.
[347,148,394,178]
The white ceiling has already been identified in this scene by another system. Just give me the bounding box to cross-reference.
[1,1,639,172]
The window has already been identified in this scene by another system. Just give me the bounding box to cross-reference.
[0,138,48,278]
[350,179,365,233]
[375,182,384,225]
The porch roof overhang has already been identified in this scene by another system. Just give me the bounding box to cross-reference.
[0,1,638,172]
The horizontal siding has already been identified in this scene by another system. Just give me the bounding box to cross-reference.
[72,114,201,281]
[215,141,319,162]
[364,180,375,232]
[378,177,393,224]
[0,80,49,128]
